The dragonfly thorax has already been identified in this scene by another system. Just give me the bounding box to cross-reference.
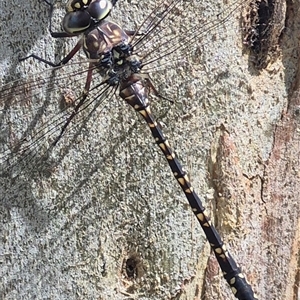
[83,18,142,85]
[103,53,142,86]
[83,20,131,61]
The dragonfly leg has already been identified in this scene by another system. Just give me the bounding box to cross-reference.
[52,63,94,146]
[18,39,82,67]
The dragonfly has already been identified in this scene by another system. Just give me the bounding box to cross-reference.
[0,0,258,299]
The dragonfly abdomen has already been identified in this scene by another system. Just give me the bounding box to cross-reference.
[119,73,258,300]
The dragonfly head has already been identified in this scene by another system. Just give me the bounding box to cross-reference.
[63,0,113,34]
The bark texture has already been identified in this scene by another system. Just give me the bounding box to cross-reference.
[0,0,299,299]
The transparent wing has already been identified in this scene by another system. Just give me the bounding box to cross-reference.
[0,61,116,177]
[0,0,245,178]
[124,0,246,147]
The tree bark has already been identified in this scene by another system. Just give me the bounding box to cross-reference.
[0,0,299,299]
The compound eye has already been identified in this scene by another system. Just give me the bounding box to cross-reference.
[87,0,112,21]
[63,10,91,34]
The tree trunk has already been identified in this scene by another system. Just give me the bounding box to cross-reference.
[0,0,299,299]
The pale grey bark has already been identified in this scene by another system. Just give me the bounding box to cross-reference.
[0,0,299,300]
